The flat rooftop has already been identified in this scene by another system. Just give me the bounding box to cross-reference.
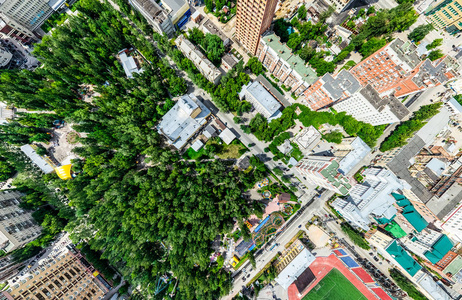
[338,137,371,175]
[202,19,228,43]
[322,69,361,100]
[131,0,164,19]
[389,38,420,70]
[161,0,187,17]
[295,126,322,150]
[426,184,462,219]
[359,85,409,120]
[240,81,281,119]
[156,94,210,149]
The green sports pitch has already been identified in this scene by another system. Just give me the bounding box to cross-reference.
[302,268,368,300]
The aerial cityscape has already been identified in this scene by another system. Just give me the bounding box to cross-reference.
[1,0,462,299]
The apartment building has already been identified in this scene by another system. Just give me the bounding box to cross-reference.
[301,69,361,110]
[441,200,462,243]
[235,0,278,54]
[0,190,41,253]
[0,15,36,43]
[350,39,421,97]
[425,0,462,33]
[332,168,408,230]
[256,32,318,95]
[176,35,222,84]
[403,229,453,264]
[4,245,109,300]
[333,85,409,125]
[129,0,175,37]
[239,81,282,120]
[349,38,458,98]
[295,156,352,195]
[0,46,12,67]
[0,255,28,281]
[0,0,65,32]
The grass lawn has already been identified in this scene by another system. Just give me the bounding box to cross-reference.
[216,140,247,159]
[183,138,248,160]
[303,268,367,300]
[184,147,208,160]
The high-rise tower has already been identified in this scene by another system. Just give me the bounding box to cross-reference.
[235,0,277,55]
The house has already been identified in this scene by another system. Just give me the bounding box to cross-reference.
[156,94,210,150]
[219,128,236,144]
[118,49,143,79]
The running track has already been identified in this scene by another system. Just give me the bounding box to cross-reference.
[288,254,377,300]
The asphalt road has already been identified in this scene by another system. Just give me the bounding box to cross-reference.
[225,191,334,300]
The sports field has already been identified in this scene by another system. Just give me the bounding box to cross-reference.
[302,268,368,300]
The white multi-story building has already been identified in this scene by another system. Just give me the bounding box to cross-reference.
[332,168,409,230]
[239,81,282,120]
[295,156,352,195]
[0,190,41,253]
[0,15,36,43]
[333,85,409,126]
[0,0,66,32]
[176,35,222,85]
[441,200,462,243]
[0,46,12,67]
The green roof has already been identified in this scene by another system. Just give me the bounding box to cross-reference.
[392,193,428,232]
[262,33,318,85]
[386,240,422,276]
[444,255,462,275]
[375,215,395,225]
[385,221,407,238]
[320,160,351,195]
[424,234,454,264]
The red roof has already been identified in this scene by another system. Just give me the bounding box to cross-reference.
[351,267,374,283]
[371,287,392,300]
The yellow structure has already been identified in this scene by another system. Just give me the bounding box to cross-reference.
[232,255,240,267]
[425,0,462,33]
[55,164,73,180]
[245,221,252,229]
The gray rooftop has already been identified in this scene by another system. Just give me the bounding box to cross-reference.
[256,74,290,107]
[240,81,282,119]
[418,59,450,84]
[387,136,434,203]
[426,158,446,177]
[387,107,450,203]
[222,54,237,68]
[389,38,420,70]
[156,94,210,149]
[131,0,164,19]
[426,184,462,219]
[416,106,450,147]
[20,145,55,174]
[359,85,409,120]
[338,137,371,175]
[202,19,229,43]
[448,98,462,113]
[322,69,361,100]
